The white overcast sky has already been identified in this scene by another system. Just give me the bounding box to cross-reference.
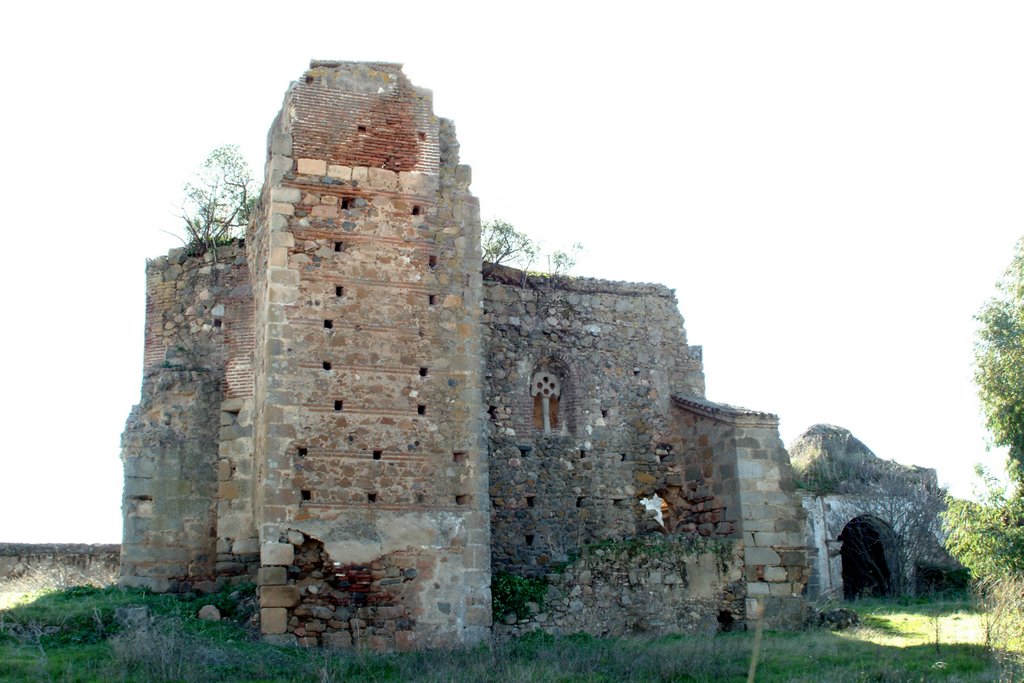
[0,1,1021,543]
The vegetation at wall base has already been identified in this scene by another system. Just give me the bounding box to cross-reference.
[490,571,548,621]
[1,569,1008,682]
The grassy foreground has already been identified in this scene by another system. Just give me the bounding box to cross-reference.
[0,571,1006,682]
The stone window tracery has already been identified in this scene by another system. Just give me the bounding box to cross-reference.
[531,371,561,435]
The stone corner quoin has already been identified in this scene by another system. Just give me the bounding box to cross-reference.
[118,59,811,651]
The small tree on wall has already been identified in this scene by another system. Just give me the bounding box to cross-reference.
[177,145,259,255]
[481,219,583,279]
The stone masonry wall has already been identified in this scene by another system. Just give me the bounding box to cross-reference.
[483,268,707,577]
[249,62,490,651]
[121,244,257,592]
[494,536,744,640]
[671,397,810,628]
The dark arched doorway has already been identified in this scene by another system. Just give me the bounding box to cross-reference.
[839,516,892,600]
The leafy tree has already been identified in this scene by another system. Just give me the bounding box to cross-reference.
[945,466,1024,580]
[482,219,539,273]
[178,145,259,255]
[549,242,584,276]
[481,219,582,277]
[975,237,1024,484]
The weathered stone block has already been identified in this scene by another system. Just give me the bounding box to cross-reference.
[271,186,301,203]
[296,158,327,175]
[328,165,352,180]
[368,167,398,190]
[753,532,790,547]
[260,608,287,635]
[231,538,259,555]
[260,542,294,566]
[260,585,299,608]
[269,231,294,247]
[744,547,781,565]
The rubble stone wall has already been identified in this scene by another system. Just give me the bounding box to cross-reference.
[494,536,744,640]
[483,269,707,576]
[121,245,256,592]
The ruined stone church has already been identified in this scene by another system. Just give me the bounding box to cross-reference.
[121,61,811,651]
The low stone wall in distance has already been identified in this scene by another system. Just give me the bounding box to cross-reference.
[494,535,744,640]
[0,543,121,583]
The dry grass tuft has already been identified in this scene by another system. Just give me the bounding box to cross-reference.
[0,564,116,610]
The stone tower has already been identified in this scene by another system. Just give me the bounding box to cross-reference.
[122,61,491,650]
[249,61,491,649]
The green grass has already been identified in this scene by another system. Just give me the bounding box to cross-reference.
[0,578,1007,682]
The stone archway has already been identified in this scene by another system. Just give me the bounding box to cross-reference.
[838,515,893,600]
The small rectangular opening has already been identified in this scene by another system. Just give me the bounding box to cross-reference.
[341,197,351,209]
[419,367,428,377]
[417,404,426,415]
[525,534,535,546]
[301,489,312,501]
[412,205,421,216]
[357,125,367,132]
[418,131,426,141]
[452,451,467,464]
[323,361,332,371]
[525,495,535,508]
[297,447,308,458]
[601,409,609,419]
[487,406,498,421]
[455,495,469,506]
[428,294,437,306]
[213,319,222,328]
[372,449,383,460]
[613,498,627,507]
[324,319,334,329]
[334,241,344,252]
[633,367,641,376]
[334,400,344,411]
[579,450,587,459]
[367,492,377,503]
[620,453,627,462]
[428,255,437,268]
[335,285,344,297]
[576,497,584,508]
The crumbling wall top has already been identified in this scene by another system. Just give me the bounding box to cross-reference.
[289,60,438,174]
